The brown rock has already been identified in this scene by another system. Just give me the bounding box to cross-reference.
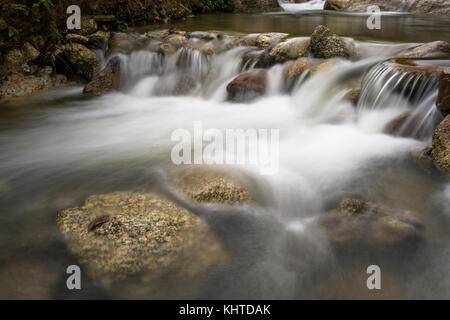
[397,41,450,59]
[432,115,450,176]
[83,57,122,95]
[226,69,268,102]
[63,43,100,80]
[320,198,424,251]
[384,112,427,140]
[309,25,350,59]
[437,68,450,117]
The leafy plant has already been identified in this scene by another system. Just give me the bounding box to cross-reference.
[8,26,19,41]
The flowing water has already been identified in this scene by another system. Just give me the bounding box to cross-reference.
[0,9,450,299]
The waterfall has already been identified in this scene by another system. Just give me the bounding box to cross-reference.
[278,0,325,12]
[358,60,444,140]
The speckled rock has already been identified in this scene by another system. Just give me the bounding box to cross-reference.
[432,115,450,176]
[174,170,253,205]
[283,57,310,81]
[57,192,226,287]
[320,198,424,251]
[66,33,89,45]
[309,25,350,59]
[87,31,111,49]
[255,33,289,49]
[83,57,122,95]
[63,43,99,80]
[77,17,98,36]
[269,38,309,63]
[164,34,188,47]
[21,42,40,62]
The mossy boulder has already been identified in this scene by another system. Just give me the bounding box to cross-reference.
[174,170,253,205]
[63,43,100,80]
[309,25,350,59]
[432,115,450,176]
[57,192,226,288]
[320,198,424,253]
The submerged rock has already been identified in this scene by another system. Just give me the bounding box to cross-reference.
[226,69,268,102]
[107,32,137,56]
[84,57,122,95]
[269,38,309,63]
[308,59,340,76]
[411,146,437,174]
[384,112,428,140]
[320,198,424,252]
[432,115,450,176]
[173,170,253,205]
[438,68,450,117]
[309,25,350,59]
[397,41,450,59]
[324,0,350,10]
[57,192,225,287]
[87,31,111,49]
[63,43,99,80]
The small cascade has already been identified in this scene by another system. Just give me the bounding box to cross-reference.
[278,0,325,12]
[358,59,445,140]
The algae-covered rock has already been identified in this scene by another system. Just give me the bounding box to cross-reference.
[57,192,225,287]
[174,170,253,205]
[63,43,99,80]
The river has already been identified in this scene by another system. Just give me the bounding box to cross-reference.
[0,8,449,299]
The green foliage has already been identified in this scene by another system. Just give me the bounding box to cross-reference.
[203,0,235,12]
[8,26,19,41]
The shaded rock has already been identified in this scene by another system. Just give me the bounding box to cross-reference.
[3,49,25,70]
[411,146,437,174]
[432,115,450,176]
[66,33,89,45]
[324,0,350,10]
[158,42,177,54]
[83,57,122,95]
[93,15,116,23]
[309,25,350,59]
[0,18,7,31]
[438,68,450,117]
[88,31,111,49]
[0,67,69,99]
[173,170,253,205]
[63,43,99,80]
[397,41,450,59]
[255,33,288,49]
[384,112,427,140]
[226,69,268,102]
[22,42,40,62]
[320,198,424,252]
[107,32,137,56]
[346,87,361,104]
[269,38,309,63]
[57,192,225,288]
[241,49,265,69]
[77,17,98,36]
